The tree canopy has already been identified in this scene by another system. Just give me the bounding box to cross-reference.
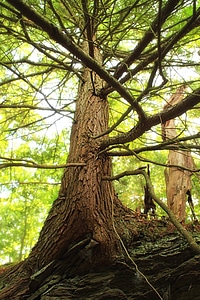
[0,0,200,263]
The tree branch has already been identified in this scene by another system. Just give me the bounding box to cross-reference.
[104,7,200,95]
[81,0,94,57]
[5,0,145,117]
[0,181,61,186]
[92,106,133,139]
[107,148,200,172]
[101,87,200,148]
[103,168,146,181]
[104,169,200,254]
[106,132,200,155]
[0,161,86,170]
[0,104,73,113]
[141,169,200,254]
[113,0,180,80]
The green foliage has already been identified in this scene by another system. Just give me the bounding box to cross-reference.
[0,131,68,263]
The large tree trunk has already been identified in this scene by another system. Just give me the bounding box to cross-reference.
[28,58,120,268]
[30,44,127,268]
[0,46,127,299]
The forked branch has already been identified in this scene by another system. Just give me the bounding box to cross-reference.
[6,0,145,118]
[101,87,200,149]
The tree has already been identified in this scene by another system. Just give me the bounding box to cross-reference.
[162,85,197,222]
[1,0,200,298]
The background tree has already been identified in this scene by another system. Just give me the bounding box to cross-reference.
[0,0,200,298]
[162,85,197,222]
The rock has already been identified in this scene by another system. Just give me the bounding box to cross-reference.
[25,231,200,300]
[96,288,127,300]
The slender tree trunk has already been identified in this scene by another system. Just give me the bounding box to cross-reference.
[164,146,194,222]
[162,86,195,222]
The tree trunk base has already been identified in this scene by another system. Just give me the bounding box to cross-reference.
[1,219,200,300]
[25,231,200,300]
[27,235,200,300]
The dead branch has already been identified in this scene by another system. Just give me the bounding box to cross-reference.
[141,169,200,254]
[103,169,200,254]
[0,162,86,170]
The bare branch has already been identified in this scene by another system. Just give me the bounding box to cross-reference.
[0,156,85,169]
[108,143,200,156]
[5,0,145,117]
[113,0,180,81]
[107,147,200,173]
[81,0,94,57]
[0,104,74,114]
[141,169,200,254]
[104,168,200,254]
[104,7,200,95]
[101,87,200,148]
[0,162,86,170]
[0,181,61,186]
[103,168,146,181]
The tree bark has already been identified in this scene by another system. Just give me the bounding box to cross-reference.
[162,86,195,222]
[0,45,127,299]
[164,147,194,222]
[27,46,124,267]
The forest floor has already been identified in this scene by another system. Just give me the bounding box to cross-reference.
[1,215,200,300]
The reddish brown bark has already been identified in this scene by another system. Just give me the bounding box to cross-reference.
[164,149,194,222]
[37,46,121,262]
[162,86,195,222]
[29,65,121,268]
[0,46,126,299]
